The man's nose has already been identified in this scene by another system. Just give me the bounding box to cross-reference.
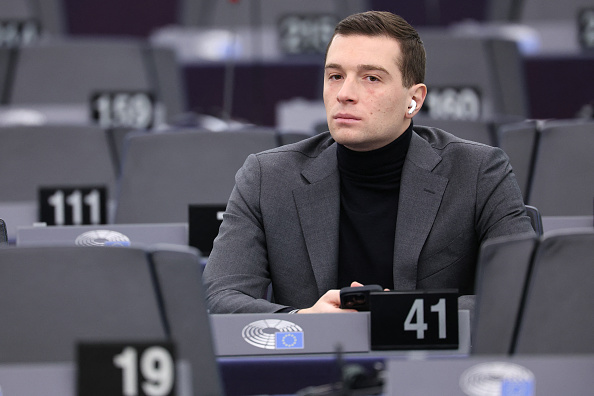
[336,77,358,103]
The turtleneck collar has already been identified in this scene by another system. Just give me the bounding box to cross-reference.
[337,122,413,178]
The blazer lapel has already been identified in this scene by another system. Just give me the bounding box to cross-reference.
[393,132,448,290]
[293,144,340,296]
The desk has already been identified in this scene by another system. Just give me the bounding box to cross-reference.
[384,355,594,395]
[219,352,470,396]
[213,311,471,395]
[219,354,385,396]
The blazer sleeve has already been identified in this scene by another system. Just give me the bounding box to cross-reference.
[475,147,535,241]
[202,154,291,313]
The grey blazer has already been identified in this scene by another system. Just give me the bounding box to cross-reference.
[203,126,534,313]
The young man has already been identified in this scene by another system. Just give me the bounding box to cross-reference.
[202,11,534,314]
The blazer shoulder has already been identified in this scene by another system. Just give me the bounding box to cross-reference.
[413,124,502,156]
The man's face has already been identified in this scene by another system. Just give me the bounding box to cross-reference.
[323,34,414,152]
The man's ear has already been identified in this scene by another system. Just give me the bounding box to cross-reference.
[406,83,427,118]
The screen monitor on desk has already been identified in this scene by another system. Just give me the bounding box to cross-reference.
[188,204,226,256]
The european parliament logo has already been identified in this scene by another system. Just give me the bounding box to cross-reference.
[75,230,131,247]
[459,362,535,396]
[242,320,305,350]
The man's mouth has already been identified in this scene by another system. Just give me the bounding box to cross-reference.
[334,113,361,123]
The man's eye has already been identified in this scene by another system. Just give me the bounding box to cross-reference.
[366,76,380,82]
[329,74,342,81]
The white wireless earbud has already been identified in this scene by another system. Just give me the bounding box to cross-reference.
[408,99,417,115]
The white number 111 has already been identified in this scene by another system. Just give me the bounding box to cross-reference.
[47,189,101,225]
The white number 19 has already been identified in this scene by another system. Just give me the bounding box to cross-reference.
[113,346,174,396]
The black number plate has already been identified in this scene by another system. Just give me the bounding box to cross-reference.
[369,290,459,350]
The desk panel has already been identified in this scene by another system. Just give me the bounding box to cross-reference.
[213,311,470,395]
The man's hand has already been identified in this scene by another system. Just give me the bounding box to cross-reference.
[297,281,364,314]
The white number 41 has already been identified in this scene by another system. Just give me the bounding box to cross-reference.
[404,298,447,339]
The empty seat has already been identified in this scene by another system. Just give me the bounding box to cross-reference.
[3,38,185,127]
[518,0,593,54]
[178,0,367,30]
[150,244,223,395]
[496,120,539,200]
[0,125,117,201]
[0,0,64,40]
[114,129,278,224]
[527,119,594,216]
[163,0,369,62]
[419,32,528,121]
[472,232,538,354]
[486,0,593,25]
[0,125,117,239]
[0,244,223,395]
[414,119,496,146]
[0,246,166,361]
[514,229,594,354]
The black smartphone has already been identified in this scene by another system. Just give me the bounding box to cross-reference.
[339,284,383,311]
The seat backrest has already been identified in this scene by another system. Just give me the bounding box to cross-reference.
[0,125,117,240]
[0,0,31,18]
[0,0,64,40]
[520,0,593,21]
[420,32,528,121]
[147,45,187,124]
[525,205,543,236]
[471,233,538,354]
[6,38,185,126]
[514,229,594,354]
[178,0,367,29]
[150,245,224,396]
[0,246,167,362]
[527,119,594,216]
[486,0,522,21]
[9,39,150,105]
[414,119,496,146]
[496,120,539,200]
[517,0,593,54]
[0,125,117,202]
[114,129,278,223]
[30,0,66,35]
[0,244,222,395]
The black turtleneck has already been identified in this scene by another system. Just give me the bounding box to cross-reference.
[336,124,413,290]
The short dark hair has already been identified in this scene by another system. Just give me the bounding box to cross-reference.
[326,11,425,88]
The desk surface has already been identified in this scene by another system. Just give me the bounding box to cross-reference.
[385,355,594,396]
[210,311,471,358]
[212,311,470,395]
